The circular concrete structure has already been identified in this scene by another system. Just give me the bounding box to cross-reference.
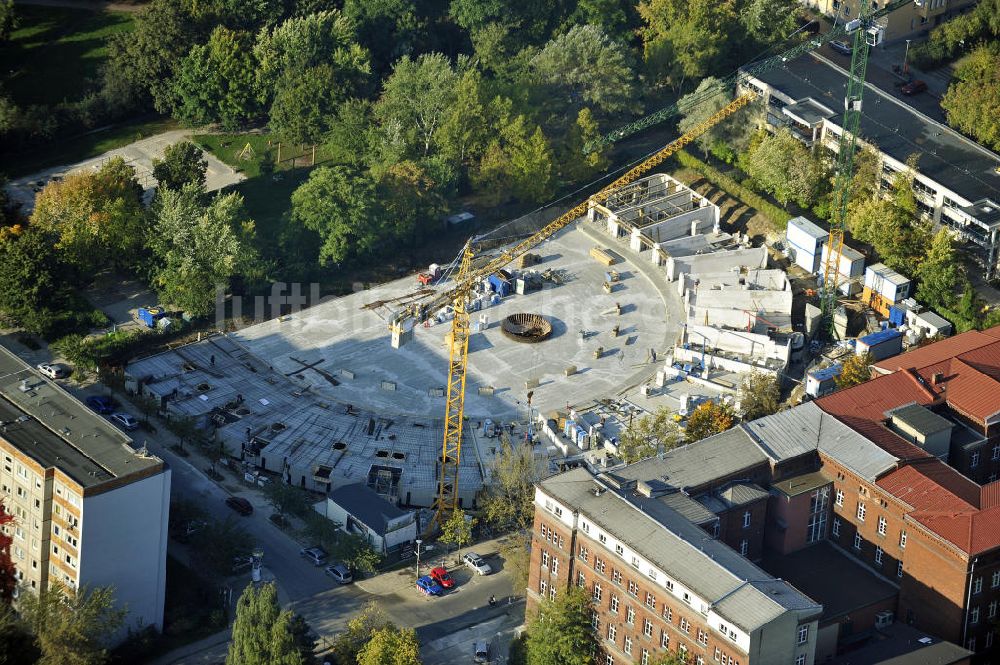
[501,313,553,343]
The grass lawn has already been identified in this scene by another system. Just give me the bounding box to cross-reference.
[194,132,334,179]
[226,171,311,248]
[0,6,134,106]
[4,116,179,179]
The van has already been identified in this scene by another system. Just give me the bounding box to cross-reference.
[473,640,490,663]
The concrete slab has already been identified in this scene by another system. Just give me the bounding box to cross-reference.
[231,224,682,420]
[5,129,244,214]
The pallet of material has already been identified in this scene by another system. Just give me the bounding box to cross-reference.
[590,247,617,266]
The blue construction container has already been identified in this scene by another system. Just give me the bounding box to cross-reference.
[137,306,165,329]
[888,305,906,327]
[488,274,512,297]
[857,329,903,361]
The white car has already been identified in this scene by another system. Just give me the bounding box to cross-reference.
[36,363,69,379]
[463,552,492,575]
[110,412,139,431]
[324,563,353,584]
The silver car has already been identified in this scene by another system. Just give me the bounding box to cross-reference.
[300,546,328,567]
[463,552,492,575]
[324,563,353,584]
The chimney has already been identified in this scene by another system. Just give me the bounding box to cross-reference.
[931,372,944,386]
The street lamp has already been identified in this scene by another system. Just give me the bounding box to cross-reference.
[415,539,423,580]
[903,39,911,74]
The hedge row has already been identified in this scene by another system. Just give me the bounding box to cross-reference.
[674,150,792,231]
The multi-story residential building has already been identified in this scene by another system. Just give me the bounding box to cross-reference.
[531,326,1000,661]
[530,464,823,665]
[800,0,978,42]
[0,346,171,638]
[741,52,1000,282]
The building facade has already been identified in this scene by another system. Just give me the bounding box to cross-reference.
[801,0,978,42]
[0,347,170,638]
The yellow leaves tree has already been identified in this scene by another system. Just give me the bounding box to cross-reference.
[835,352,873,390]
[684,400,735,442]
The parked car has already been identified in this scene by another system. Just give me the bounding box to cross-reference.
[474,640,491,664]
[462,552,492,576]
[430,566,455,589]
[416,575,444,597]
[36,363,69,379]
[110,412,139,431]
[830,40,852,55]
[225,496,253,516]
[85,395,115,414]
[300,547,328,567]
[325,563,353,584]
[901,79,927,95]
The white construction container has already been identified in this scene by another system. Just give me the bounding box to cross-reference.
[786,217,827,273]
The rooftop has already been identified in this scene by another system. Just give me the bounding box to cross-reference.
[328,483,412,536]
[865,264,910,287]
[0,346,162,491]
[828,621,972,665]
[761,541,897,624]
[887,403,953,437]
[541,467,821,632]
[770,470,833,498]
[749,53,1000,208]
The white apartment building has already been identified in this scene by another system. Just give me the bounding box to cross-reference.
[0,346,170,639]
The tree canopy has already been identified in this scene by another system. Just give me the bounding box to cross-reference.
[226,582,304,665]
[738,371,781,421]
[525,585,598,665]
[153,141,209,192]
[942,44,1000,151]
[684,400,735,442]
[18,583,125,665]
[740,128,827,208]
[356,626,422,665]
[835,353,873,390]
[617,406,682,463]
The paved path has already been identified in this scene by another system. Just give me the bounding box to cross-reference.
[5,129,244,214]
[14,0,147,13]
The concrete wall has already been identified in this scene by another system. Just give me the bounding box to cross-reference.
[666,247,768,281]
[79,469,171,639]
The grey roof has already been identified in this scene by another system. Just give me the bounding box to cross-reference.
[541,467,821,632]
[698,483,771,513]
[788,215,828,240]
[328,483,410,536]
[828,621,972,665]
[744,403,898,481]
[913,310,952,330]
[783,98,835,125]
[888,403,953,437]
[749,53,1000,207]
[658,491,719,525]
[770,470,833,498]
[0,346,162,490]
[611,427,768,492]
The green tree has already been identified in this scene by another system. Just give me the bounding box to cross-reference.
[325,99,374,167]
[0,0,18,42]
[560,107,610,181]
[847,173,931,275]
[617,406,682,463]
[0,227,75,336]
[375,53,458,156]
[226,582,304,665]
[498,532,531,596]
[263,481,311,520]
[193,516,254,575]
[438,68,490,166]
[439,509,475,558]
[0,601,40,665]
[834,353,873,390]
[449,0,559,44]
[525,585,597,665]
[738,371,781,421]
[916,228,963,311]
[289,166,384,265]
[638,0,738,89]
[331,601,391,665]
[268,64,345,144]
[508,121,555,203]
[527,24,636,121]
[147,184,257,316]
[153,141,208,192]
[684,401,735,442]
[336,534,382,574]
[942,44,1000,151]
[107,0,200,113]
[737,0,798,46]
[30,157,144,273]
[302,512,342,554]
[171,26,259,129]
[741,129,827,207]
[357,626,421,665]
[19,583,125,665]
[479,436,541,531]
[677,77,752,158]
[343,0,426,76]
[561,0,633,40]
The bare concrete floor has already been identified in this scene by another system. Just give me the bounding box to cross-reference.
[231,225,684,420]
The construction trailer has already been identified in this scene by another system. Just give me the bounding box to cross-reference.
[856,329,904,362]
[805,364,842,398]
[820,242,866,296]
[862,263,911,316]
[786,216,828,273]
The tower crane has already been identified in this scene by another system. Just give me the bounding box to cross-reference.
[402,0,922,528]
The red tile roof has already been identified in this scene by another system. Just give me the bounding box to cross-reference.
[873,326,1000,373]
[914,358,1000,422]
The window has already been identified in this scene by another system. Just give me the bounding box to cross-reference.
[988,600,997,618]
[661,632,669,649]
[988,631,995,649]
[612,570,622,585]
[624,636,632,655]
[579,545,589,562]
[554,506,563,518]
[742,511,751,528]
[900,530,907,548]
[631,556,640,569]
[540,579,547,595]
[718,622,729,635]
[832,518,841,537]
[550,586,557,601]
[599,534,607,544]
[663,607,673,622]
[647,569,657,582]
[971,606,980,625]
[645,592,656,609]
[595,558,606,574]
[607,624,616,643]
[628,580,638,597]
[551,559,559,575]
[696,657,705,665]
[683,592,691,605]
[739,540,748,556]
[541,551,549,569]
[641,650,650,665]
[797,625,809,645]
[605,655,613,665]
[795,656,806,665]
[665,579,674,591]
[993,445,1000,461]
[626,606,635,624]
[581,520,590,534]
[558,535,564,549]
[679,644,688,660]
[875,546,884,565]
[578,572,586,587]
[835,489,844,506]
[698,629,709,646]
[680,617,690,634]
[877,516,887,536]
[971,452,980,469]
[967,637,976,651]
[897,562,904,578]
[594,583,603,601]
[593,611,600,631]
[993,571,1000,588]
[610,595,619,614]
[714,647,722,662]
[854,533,863,550]
[973,577,983,595]
[615,544,624,556]
[643,618,653,637]
[857,502,866,521]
